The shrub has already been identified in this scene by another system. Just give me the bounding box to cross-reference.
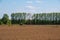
[19,23,23,25]
[0,21,3,25]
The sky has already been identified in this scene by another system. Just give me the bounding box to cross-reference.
[0,0,60,18]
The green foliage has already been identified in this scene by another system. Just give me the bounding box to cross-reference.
[0,19,3,25]
[7,20,11,25]
[0,21,3,25]
[1,14,9,24]
[11,13,27,24]
[32,13,60,24]
[10,12,60,25]
[0,12,60,25]
[11,13,15,24]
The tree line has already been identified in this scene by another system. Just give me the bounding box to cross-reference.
[0,12,60,25]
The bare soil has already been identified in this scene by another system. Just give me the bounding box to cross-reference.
[0,25,60,40]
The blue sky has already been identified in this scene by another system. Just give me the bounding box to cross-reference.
[0,0,60,18]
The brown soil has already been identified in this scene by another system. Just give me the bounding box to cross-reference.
[0,25,60,40]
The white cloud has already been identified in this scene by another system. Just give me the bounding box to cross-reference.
[25,5,36,9]
[25,5,37,13]
[26,0,42,4]
[26,1,33,4]
[35,0,42,3]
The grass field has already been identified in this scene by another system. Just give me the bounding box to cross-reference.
[0,25,60,40]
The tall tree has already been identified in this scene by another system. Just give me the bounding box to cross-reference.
[2,14,9,24]
[11,13,15,24]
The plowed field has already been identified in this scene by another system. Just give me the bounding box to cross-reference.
[0,25,60,40]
